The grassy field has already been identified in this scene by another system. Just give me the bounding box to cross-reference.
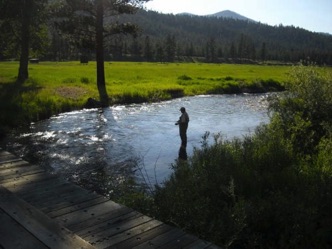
[1,61,291,99]
[1,61,328,133]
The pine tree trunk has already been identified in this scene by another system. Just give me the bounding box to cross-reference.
[17,0,32,83]
[96,0,109,107]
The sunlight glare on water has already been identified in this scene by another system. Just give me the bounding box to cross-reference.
[8,94,271,186]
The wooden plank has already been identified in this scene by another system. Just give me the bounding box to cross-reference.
[0,164,45,182]
[47,196,108,218]
[0,155,19,162]
[0,163,43,176]
[93,219,163,248]
[0,158,25,167]
[77,210,142,237]
[82,212,151,243]
[0,208,48,249]
[205,244,223,249]
[0,186,95,249]
[157,232,200,249]
[0,150,18,162]
[0,159,30,170]
[41,191,103,214]
[131,227,187,249]
[15,177,65,197]
[20,182,76,202]
[112,223,174,249]
[0,171,51,186]
[183,239,214,249]
[55,199,128,228]
[0,149,12,155]
[29,185,95,210]
[3,173,58,192]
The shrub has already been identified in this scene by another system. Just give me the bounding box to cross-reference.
[269,64,332,155]
[224,76,233,81]
[62,77,76,83]
[80,77,90,84]
[177,74,192,80]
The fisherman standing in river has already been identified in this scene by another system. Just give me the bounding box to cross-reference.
[175,107,190,148]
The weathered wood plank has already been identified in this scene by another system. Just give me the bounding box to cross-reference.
[183,239,213,249]
[0,159,30,170]
[0,150,18,162]
[47,196,108,218]
[131,227,187,249]
[0,171,51,186]
[0,162,42,174]
[41,191,103,214]
[0,156,22,163]
[20,182,77,202]
[205,243,223,249]
[0,164,45,182]
[29,185,96,210]
[82,212,151,243]
[56,199,129,228]
[0,186,95,249]
[15,177,65,197]
[157,232,200,249]
[0,208,49,249]
[112,223,174,249]
[3,173,58,192]
[77,210,142,237]
[94,219,163,248]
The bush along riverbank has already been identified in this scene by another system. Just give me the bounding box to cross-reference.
[122,64,332,248]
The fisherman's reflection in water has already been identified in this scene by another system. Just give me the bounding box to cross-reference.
[175,107,189,160]
[178,145,188,160]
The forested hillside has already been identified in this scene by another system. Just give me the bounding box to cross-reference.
[2,7,332,65]
[105,10,332,64]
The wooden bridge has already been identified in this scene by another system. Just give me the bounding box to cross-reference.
[0,148,220,249]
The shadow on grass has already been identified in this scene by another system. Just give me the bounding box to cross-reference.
[0,80,42,138]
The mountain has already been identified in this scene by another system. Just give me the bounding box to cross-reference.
[177,12,197,17]
[208,10,255,22]
[178,10,255,22]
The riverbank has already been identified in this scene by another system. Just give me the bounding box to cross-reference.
[0,61,292,139]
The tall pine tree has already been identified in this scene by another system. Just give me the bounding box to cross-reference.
[51,0,149,107]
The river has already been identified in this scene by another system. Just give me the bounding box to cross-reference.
[2,94,271,195]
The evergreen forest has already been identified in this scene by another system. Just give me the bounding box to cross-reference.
[1,8,332,65]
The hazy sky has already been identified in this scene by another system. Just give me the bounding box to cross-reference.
[144,0,332,34]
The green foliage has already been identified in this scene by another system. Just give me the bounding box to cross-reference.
[177,74,192,80]
[62,77,77,83]
[0,0,49,59]
[80,77,90,84]
[269,64,332,154]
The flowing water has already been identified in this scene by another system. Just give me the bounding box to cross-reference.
[3,94,271,195]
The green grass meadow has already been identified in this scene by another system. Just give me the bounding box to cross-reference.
[1,61,291,100]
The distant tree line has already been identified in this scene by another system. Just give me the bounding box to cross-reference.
[1,8,332,65]
[40,10,332,65]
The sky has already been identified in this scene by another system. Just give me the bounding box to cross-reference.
[144,0,332,34]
